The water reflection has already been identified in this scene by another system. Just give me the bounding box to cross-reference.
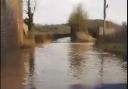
[28,50,36,89]
[69,43,93,80]
[12,38,125,89]
[1,51,25,89]
[68,43,127,89]
[22,42,127,89]
[2,37,127,89]
[22,48,36,89]
[23,42,127,89]
[98,53,105,89]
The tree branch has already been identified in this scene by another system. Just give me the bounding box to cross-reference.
[33,0,37,14]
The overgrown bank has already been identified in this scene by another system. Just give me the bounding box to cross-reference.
[96,30,127,61]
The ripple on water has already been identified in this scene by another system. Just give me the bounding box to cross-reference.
[22,39,127,89]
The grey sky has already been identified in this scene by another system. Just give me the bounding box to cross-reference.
[33,0,127,25]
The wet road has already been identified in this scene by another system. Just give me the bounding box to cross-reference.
[1,38,127,89]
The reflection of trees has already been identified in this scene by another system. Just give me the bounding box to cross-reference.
[28,48,36,89]
[99,54,104,88]
[29,49,35,77]
[29,51,35,89]
[69,51,84,79]
[69,44,91,79]
[23,48,36,89]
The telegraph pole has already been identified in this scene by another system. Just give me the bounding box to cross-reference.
[103,0,108,36]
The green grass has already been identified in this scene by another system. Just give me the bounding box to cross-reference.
[96,33,127,61]
[96,41,127,60]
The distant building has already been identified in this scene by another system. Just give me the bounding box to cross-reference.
[99,26,118,36]
[87,19,122,37]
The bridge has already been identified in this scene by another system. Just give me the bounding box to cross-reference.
[34,31,71,44]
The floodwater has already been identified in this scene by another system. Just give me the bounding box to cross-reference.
[1,38,127,89]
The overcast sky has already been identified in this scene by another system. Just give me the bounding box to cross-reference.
[32,0,127,25]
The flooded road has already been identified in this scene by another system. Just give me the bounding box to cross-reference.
[22,38,127,89]
[1,38,127,89]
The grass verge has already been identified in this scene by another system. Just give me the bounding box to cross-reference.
[96,35,127,61]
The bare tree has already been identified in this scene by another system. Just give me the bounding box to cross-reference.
[24,0,37,31]
[103,0,108,36]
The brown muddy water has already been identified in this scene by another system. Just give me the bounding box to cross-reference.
[1,38,127,89]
